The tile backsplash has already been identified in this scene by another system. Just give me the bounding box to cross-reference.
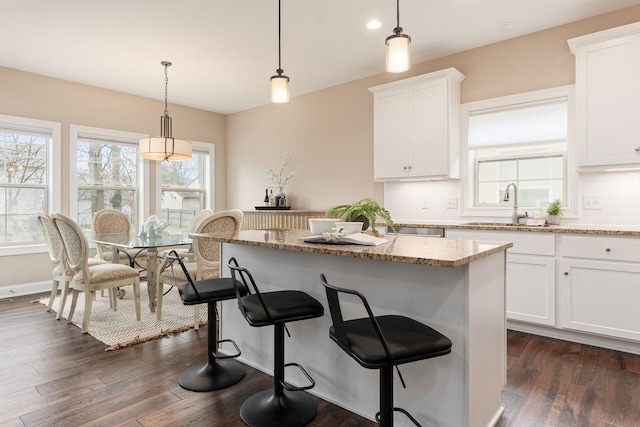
[384,171,640,226]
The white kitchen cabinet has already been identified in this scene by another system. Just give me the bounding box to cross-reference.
[568,23,640,169]
[369,68,464,181]
[445,229,556,326]
[559,234,640,341]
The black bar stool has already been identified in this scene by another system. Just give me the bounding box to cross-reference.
[320,274,453,427]
[227,257,325,427]
[167,251,249,392]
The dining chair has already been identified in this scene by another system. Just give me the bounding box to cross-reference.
[157,208,213,261]
[52,213,141,333]
[92,208,147,272]
[36,213,107,320]
[157,209,243,328]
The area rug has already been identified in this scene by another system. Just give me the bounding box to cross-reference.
[39,283,207,351]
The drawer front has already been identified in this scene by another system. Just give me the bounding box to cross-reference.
[445,229,555,256]
[561,235,640,262]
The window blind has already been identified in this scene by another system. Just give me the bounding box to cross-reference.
[468,99,568,149]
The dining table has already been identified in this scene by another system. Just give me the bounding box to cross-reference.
[90,232,192,313]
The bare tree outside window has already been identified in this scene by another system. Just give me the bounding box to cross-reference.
[0,131,48,245]
[76,138,138,231]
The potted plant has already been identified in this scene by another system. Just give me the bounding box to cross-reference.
[326,198,396,235]
[546,199,563,225]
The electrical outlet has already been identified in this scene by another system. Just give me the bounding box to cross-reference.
[446,197,458,209]
[421,199,429,209]
[583,194,602,210]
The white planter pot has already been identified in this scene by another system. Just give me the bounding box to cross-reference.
[547,215,561,225]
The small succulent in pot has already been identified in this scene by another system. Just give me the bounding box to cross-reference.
[546,199,563,216]
[326,198,396,236]
[546,199,562,225]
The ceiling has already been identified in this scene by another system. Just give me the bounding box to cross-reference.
[2,0,640,115]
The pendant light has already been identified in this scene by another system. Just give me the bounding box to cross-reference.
[385,0,411,73]
[139,61,192,161]
[270,0,290,103]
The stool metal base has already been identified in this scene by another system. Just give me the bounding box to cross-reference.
[178,359,245,392]
[240,389,317,427]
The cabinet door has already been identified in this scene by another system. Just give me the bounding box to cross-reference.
[576,35,640,167]
[409,80,449,177]
[560,259,640,341]
[507,255,556,326]
[373,88,409,179]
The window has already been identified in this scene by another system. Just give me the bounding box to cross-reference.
[462,86,575,215]
[0,114,60,254]
[70,125,146,233]
[161,144,213,233]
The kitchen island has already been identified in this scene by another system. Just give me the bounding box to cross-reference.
[191,229,512,427]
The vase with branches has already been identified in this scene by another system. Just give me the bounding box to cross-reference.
[267,153,294,197]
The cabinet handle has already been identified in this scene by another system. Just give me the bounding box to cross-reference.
[564,272,569,276]
[636,147,640,152]
[605,248,611,252]
[408,165,412,170]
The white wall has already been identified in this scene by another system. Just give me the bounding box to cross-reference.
[384,171,640,226]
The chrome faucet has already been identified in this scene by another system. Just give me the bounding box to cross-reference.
[503,183,527,224]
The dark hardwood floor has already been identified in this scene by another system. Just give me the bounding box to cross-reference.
[2,294,640,427]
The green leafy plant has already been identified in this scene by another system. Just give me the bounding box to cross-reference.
[546,199,563,216]
[326,198,396,235]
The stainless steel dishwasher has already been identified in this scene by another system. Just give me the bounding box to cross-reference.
[394,226,444,238]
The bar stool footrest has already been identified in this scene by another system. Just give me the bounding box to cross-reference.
[280,362,315,392]
[213,338,242,359]
[375,407,422,427]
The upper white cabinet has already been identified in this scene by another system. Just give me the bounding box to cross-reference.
[568,23,640,169]
[369,68,464,181]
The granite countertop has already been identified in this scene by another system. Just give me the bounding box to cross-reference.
[190,228,512,268]
[391,221,640,237]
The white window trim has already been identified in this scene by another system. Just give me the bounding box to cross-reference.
[0,114,61,256]
[152,140,215,215]
[460,85,578,219]
[70,124,149,236]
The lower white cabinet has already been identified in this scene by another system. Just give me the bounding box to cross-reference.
[559,235,640,341]
[445,229,556,326]
[507,255,556,326]
[445,229,640,348]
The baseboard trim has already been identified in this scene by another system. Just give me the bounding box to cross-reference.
[508,320,640,355]
[0,281,51,300]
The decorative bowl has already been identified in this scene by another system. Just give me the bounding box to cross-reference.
[309,218,338,235]
[335,222,364,236]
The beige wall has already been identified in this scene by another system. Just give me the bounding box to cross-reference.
[0,67,225,288]
[226,5,640,211]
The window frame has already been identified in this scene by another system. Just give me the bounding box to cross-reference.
[155,141,216,224]
[69,124,149,233]
[159,141,215,232]
[0,114,61,256]
[460,85,578,219]
[474,151,567,207]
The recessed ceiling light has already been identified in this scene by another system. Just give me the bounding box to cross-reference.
[498,21,518,31]
[367,20,382,30]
